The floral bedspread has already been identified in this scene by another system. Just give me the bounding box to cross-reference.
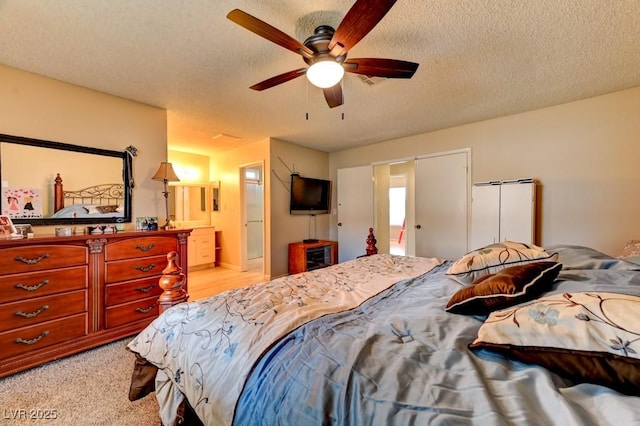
[127,254,441,425]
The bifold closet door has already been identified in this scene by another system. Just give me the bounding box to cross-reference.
[414,152,469,260]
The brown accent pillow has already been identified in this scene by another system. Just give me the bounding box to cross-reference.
[469,291,640,396]
[96,204,119,213]
[445,261,562,315]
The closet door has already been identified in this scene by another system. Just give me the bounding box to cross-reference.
[414,151,469,259]
[471,184,501,248]
[500,182,535,244]
[337,165,374,262]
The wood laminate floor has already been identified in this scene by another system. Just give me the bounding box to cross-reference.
[187,258,266,300]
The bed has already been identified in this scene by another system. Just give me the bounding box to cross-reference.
[50,172,124,218]
[128,241,640,425]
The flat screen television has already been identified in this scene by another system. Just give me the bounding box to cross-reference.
[289,174,331,215]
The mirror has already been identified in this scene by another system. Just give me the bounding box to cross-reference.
[0,133,132,226]
[168,185,209,223]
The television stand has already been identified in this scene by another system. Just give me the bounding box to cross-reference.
[288,240,338,274]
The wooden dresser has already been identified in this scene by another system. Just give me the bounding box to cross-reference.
[0,229,190,377]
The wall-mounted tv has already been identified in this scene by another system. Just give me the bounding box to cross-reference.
[289,174,331,215]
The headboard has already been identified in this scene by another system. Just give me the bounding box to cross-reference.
[53,173,124,212]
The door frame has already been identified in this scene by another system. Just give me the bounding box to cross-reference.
[372,148,472,256]
[239,161,265,273]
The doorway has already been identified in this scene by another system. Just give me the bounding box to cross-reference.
[373,149,469,259]
[241,163,264,273]
[389,174,407,255]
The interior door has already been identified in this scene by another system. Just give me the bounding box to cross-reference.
[414,151,469,259]
[246,179,263,259]
[337,165,373,262]
[240,163,264,272]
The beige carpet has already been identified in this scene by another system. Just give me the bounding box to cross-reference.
[0,339,160,425]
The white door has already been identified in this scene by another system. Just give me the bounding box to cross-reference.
[414,151,469,259]
[246,180,263,259]
[240,163,264,272]
[337,166,373,262]
[471,184,501,248]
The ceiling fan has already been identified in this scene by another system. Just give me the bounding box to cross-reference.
[227,0,419,108]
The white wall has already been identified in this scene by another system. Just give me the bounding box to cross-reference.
[330,87,640,256]
[0,64,167,232]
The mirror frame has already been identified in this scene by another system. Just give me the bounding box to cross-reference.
[0,133,133,226]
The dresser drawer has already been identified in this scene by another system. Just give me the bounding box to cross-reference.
[0,314,87,360]
[0,245,87,275]
[0,266,87,304]
[105,237,178,261]
[105,254,168,283]
[0,291,86,333]
[105,296,159,328]
[105,277,163,306]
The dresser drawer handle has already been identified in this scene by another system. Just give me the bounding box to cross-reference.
[15,254,50,265]
[134,243,156,252]
[15,331,49,345]
[15,279,49,292]
[135,303,156,314]
[135,284,156,293]
[134,263,157,273]
[15,305,50,319]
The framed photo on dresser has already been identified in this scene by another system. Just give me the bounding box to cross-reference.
[0,214,17,237]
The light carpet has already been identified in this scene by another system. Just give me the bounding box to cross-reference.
[0,339,160,425]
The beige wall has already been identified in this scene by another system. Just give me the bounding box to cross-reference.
[210,138,271,275]
[0,64,167,233]
[168,150,210,184]
[330,87,640,256]
[270,139,330,277]
[200,137,330,278]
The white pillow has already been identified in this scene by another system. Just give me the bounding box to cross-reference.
[446,241,558,284]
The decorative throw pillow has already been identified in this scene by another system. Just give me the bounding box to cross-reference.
[618,240,640,259]
[96,205,119,214]
[83,205,100,215]
[446,241,558,284]
[469,291,640,396]
[445,261,562,315]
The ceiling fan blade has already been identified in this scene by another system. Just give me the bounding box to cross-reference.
[344,58,419,78]
[328,0,398,57]
[227,9,314,58]
[323,84,344,108]
[249,68,307,91]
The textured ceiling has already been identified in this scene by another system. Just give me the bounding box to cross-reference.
[0,0,639,155]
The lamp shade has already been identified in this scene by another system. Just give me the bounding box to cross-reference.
[306,60,345,88]
[152,162,180,182]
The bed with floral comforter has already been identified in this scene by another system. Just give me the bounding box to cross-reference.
[128,245,640,425]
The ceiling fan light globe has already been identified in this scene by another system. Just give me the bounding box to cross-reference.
[306,61,345,88]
